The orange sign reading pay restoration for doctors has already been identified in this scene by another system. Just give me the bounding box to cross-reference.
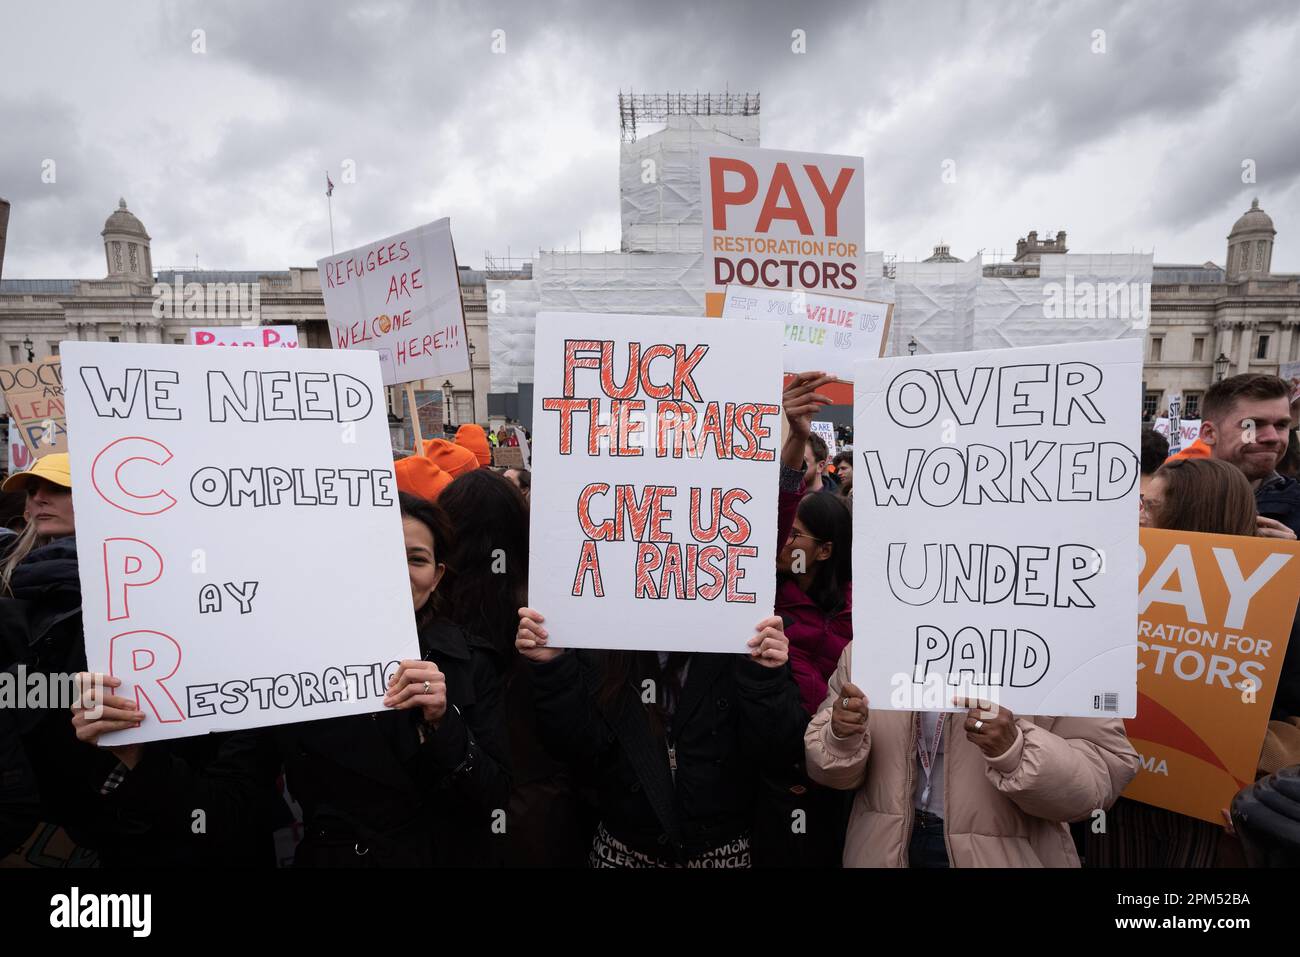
[1124,528,1300,824]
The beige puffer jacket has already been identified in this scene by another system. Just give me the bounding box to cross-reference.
[806,646,1139,867]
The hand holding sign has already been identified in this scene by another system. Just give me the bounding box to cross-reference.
[955,696,1018,759]
[746,616,790,669]
[1256,515,1297,540]
[830,682,869,738]
[70,673,145,767]
[383,659,448,727]
[516,608,562,663]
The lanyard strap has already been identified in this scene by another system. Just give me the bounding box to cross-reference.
[915,714,944,802]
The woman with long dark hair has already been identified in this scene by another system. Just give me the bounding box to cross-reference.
[754,372,854,866]
[774,373,853,712]
[435,468,597,866]
[435,469,529,667]
[270,492,510,865]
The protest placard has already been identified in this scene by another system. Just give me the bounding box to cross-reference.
[851,338,1143,717]
[189,325,300,348]
[7,420,33,473]
[529,312,782,652]
[811,421,836,457]
[1154,416,1201,450]
[61,341,418,743]
[493,446,525,469]
[721,285,890,380]
[1123,528,1300,824]
[701,146,865,317]
[1165,392,1184,455]
[318,218,469,385]
[0,357,66,458]
[511,425,531,470]
[1280,360,1300,400]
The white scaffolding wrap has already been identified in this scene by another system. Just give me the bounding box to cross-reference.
[537,251,705,316]
[975,253,1153,350]
[486,278,539,391]
[620,114,761,254]
[486,252,707,390]
[889,258,982,356]
[882,253,1153,356]
[859,252,894,305]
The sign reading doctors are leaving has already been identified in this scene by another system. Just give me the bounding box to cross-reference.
[851,338,1143,718]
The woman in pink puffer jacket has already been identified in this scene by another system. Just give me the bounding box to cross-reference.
[806,645,1140,867]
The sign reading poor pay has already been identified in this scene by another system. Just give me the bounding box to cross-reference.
[851,338,1143,717]
[529,313,782,652]
[62,341,417,743]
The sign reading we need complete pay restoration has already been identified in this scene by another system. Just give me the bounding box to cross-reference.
[529,313,782,653]
[62,341,418,743]
[318,218,470,386]
[701,146,865,317]
[851,338,1143,718]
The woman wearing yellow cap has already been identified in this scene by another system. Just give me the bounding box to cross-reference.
[0,452,75,593]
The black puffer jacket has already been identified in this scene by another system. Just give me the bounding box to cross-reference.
[1,536,280,866]
[529,650,808,862]
[1257,477,1300,719]
[275,617,511,867]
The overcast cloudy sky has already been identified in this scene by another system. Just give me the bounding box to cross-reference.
[3,0,1299,279]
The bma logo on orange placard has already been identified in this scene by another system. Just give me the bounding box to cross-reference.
[1123,528,1300,824]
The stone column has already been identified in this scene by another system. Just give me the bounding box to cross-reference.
[1279,319,1298,368]
[1215,318,1233,363]
[1236,319,1256,374]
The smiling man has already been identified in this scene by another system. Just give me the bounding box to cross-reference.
[1200,374,1300,539]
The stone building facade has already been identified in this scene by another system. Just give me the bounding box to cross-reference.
[0,200,497,445]
[1143,199,1299,420]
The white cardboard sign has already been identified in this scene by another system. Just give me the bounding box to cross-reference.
[318,218,469,385]
[811,421,837,458]
[189,325,300,348]
[61,341,418,742]
[721,285,890,380]
[851,338,1142,717]
[529,312,782,652]
[700,145,865,312]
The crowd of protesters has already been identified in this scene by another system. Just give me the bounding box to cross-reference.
[1,370,1298,869]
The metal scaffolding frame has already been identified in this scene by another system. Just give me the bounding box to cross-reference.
[618,90,760,142]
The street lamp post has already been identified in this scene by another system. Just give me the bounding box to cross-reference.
[1214,352,1230,382]
[442,379,454,429]
[467,343,477,425]
[907,336,918,356]
[22,336,34,362]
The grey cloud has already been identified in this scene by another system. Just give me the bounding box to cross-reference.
[4,0,1300,278]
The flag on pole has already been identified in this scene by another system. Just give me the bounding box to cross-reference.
[325,172,335,197]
